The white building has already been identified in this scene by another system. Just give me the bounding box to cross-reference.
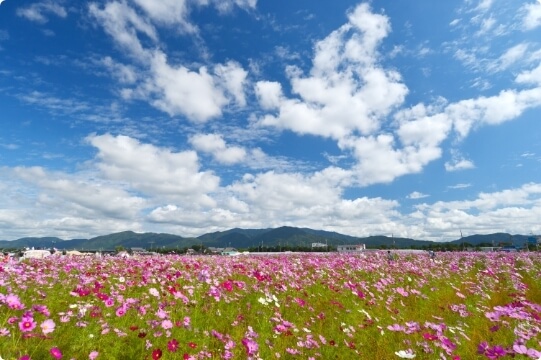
[337,244,365,252]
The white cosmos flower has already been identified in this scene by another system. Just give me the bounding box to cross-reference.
[395,349,416,358]
[257,297,269,306]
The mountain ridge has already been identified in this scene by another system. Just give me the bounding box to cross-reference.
[0,227,537,251]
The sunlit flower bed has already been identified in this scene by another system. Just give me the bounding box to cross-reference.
[1,252,540,359]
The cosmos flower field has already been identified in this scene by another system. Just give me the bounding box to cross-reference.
[1,252,540,359]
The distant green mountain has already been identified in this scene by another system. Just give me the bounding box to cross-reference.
[449,233,532,247]
[0,228,536,251]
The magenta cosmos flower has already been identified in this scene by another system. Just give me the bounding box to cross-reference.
[19,316,37,333]
[167,339,179,352]
[50,347,62,359]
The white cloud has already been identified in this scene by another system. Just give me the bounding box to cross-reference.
[99,56,138,84]
[17,1,67,24]
[487,43,529,72]
[447,88,541,138]
[476,15,496,36]
[146,51,227,121]
[406,184,541,238]
[408,191,429,199]
[214,61,248,107]
[342,134,442,186]
[521,0,541,30]
[12,166,145,219]
[445,158,475,172]
[89,1,158,59]
[476,0,494,12]
[255,81,283,110]
[144,51,248,121]
[210,0,257,14]
[87,134,220,207]
[516,62,541,86]
[189,133,247,164]
[448,183,472,189]
[131,0,195,32]
[131,0,257,32]
[256,3,408,140]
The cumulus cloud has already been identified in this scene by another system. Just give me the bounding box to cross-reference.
[256,3,408,140]
[254,2,541,188]
[90,1,250,122]
[447,88,541,138]
[17,1,67,24]
[87,133,220,207]
[189,133,247,164]
[12,166,145,219]
[144,53,248,121]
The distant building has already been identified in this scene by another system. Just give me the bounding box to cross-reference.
[479,247,500,252]
[337,244,365,252]
[311,242,327,248]
[207,247,238,255]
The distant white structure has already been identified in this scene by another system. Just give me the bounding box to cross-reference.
[311,242,327,248]
[19,249,51,261]
[337,244,365,252]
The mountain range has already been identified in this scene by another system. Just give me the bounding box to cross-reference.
[0,227,537,251]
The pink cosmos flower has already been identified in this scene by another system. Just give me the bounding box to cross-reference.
[19,316,37,332]
[387,323,405,332]
[183,316,191,328]
[115,306,126,317]
[41,319,56,334]
[6,294,23,309]
[241,338,258,356]
[161,319,173,330]
[89,351,99,360]
[155,308,167,319]
[50,347,62,359]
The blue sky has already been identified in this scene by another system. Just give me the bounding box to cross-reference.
[1,0,541,241]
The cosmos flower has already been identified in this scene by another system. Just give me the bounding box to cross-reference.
[40,319,56,335]
[19,317,37,333]
[152,349,162,359]
[50,347,62,359]
[167,339,179,352]
[5,294,23,309]
[395,349,416,358]
[241,338,259,356]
